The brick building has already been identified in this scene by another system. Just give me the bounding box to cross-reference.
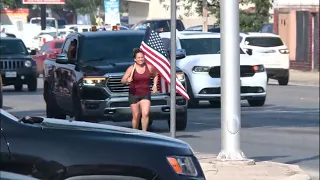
[273,0,319,71]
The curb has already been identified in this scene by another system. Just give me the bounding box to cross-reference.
[195,153,312,180]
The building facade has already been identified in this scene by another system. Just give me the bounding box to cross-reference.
[273,0,319,71]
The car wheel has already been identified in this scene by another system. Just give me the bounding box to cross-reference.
[247,97,266,107]
[278,76,289,85]
[209,100,221,108]
[72,92,91,122]
[167,111,187,131]
[44,84,66,119]
[186,76,199,108]
[14,84,23,91]
[27,75,38,91]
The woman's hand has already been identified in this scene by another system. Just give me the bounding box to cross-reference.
[152,85,158,93]
[127,77,133,84]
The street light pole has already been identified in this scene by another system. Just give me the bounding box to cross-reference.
[217,0,246,160]
[170,0,177,138]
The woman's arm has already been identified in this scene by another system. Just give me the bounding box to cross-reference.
[121,65,133,85]
[149,64,159,87]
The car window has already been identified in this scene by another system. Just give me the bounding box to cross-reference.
[40,42,50,52]
[54,42,63,49]
[61,38,72,54]
[180,38,245,55]
[0,40,28,55]
[157,21,169,32]
[176,20,185,31]
[244,37,284,47]
[81,34,144,62]
[161,38,171,51]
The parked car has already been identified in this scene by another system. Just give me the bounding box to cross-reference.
[32,39,64,75]
[131,19,185,32]
[0,76,2,108]
[159,31,267,107]
[0,37,38,91]
[0,109,206,180]
[43,30,188,130]
[240,32,290,85]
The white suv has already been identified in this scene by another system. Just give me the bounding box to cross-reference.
[159,31,268,107]
[240,33,290,85]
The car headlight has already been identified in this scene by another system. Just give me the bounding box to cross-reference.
[252,65,265,72]
[192,66,210,73]
[83,77,107,85]
[24,60,32,67]
[167,156,198,176]
[176,73,185,81]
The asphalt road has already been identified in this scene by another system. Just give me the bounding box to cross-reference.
[2,79,319,180]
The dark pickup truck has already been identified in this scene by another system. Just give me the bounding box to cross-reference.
[43,30,188,130]
[0,37,38,91]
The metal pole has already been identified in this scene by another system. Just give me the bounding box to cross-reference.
[202,0,208,32]
[217,0,246,160]
[170,0,177,138]
[40,4,46,30]
[55,20,59,39]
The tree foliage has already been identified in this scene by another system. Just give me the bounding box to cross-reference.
[161,0,273,32]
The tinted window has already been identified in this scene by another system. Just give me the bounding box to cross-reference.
[81,34,144,62]
[54,42,63,48]
[180,38,245,55]
[244,37,283,47]
[0,40,28,55]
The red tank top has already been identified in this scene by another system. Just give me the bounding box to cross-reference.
[129,65,151,96]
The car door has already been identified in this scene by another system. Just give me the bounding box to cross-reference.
[54,37,78,112]
[0,129,11,172]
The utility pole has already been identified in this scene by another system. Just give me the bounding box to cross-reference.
[40,4,46,30]
[202,0,208,32]
[217,0,246,160]
[170,0,177,138]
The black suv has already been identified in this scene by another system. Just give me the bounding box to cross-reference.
[131,19,185,32]
[43,30,188,130]
[0,37,38,91]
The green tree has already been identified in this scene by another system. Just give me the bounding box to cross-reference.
[161,0,272,31]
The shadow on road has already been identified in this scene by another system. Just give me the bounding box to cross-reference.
[285,155,320,164]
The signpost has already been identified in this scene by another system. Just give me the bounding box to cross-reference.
[170,0,177,138]
[217,0,246,160]
[104,0,120,26]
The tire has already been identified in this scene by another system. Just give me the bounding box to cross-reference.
[186,76,199,108]
[44,84,66,119]
[248,97,266,107]
[278,76,289,85]
[72,91,91,122]
[14,84,23,91]
[27,75,38,91]
[167,111,188,131]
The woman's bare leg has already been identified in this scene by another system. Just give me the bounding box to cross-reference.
[130,102,140,129]
[140,99,151,131]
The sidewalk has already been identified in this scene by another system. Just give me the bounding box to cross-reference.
[196,153,312,180]
[289,70,319,85]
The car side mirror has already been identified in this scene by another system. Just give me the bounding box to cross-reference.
[56,54,69,64]
[29,49,37,55]
[176,49,186,59]
[246,49,252,56]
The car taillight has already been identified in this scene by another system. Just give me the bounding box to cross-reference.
[279,49,289,54]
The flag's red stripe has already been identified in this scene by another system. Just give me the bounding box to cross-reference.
[140,43,190,100]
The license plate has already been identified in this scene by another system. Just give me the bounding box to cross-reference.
[5,71,17,78]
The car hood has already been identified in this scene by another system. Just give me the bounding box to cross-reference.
[82,60,183,76]
[37,117,190,150]
[0,54,32,60]
[181,54,263,67]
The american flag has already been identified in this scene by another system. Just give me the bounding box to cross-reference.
[140,26,190,100]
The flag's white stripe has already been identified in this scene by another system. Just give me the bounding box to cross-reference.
[161,77,166,93]
[141,42,170,67]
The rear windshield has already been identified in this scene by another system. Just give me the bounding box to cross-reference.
[244,37,284,47]
[54,42,63,48]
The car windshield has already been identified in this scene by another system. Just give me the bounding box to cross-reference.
[0,40,28,55]
[81,34,144,62]
[244,37,284,47]
[180,38,244,55]
[54,42,63,48]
